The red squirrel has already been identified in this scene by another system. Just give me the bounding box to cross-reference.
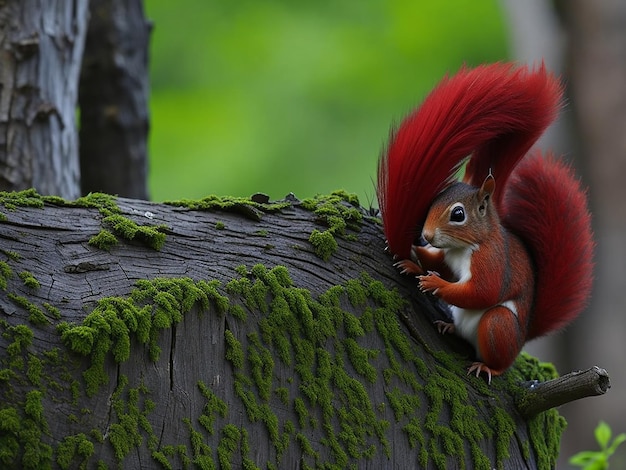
[377,62,594,383]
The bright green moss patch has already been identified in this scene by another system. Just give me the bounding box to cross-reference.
[56,433,95,469]
[3,250,20,261]
[107,376,157,463]
[0,390,54,469]
[18,271,40,289]
[42,303,61,320]
[0,188,45,210]
[300,190,364,261]
[491,408,515,468]
[308,229,338,261]
[24,390,45,424]
[58,277,228,396]
[0,402,53,469]
[198,380,228,435]
[49,192,168,250]
[225,330,244,370]
[66,192,121,215]
[224,266,399,467]
[509,353,566,469]
[4,324,34,357]
[88,229,119,251]
[164,194,290,218]
[215,221,225,230]
[26,355,43,386]
[0,249,565,469]
[0,261,12,290]
[8,294,47,325]
[102,213,167,250]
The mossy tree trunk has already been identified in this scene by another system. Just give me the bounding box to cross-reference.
[0,190,569,469]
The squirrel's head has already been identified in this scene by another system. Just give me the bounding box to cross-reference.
[422,174,497,249]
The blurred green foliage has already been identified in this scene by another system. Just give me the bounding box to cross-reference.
[145,1,507,203]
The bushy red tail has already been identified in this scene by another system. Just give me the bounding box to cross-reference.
[377,62,562,258]
[502,153,594,339]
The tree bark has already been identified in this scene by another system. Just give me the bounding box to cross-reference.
[79,0,151,199]
[0,0,89,198]
[0,190,605,469]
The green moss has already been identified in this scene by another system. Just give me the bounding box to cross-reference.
[509,353,566,469]
[274,387,289,405]
[197,381,228,435]
[8,294,47,325]
[56,433,95,469]
[88,229,118,251]
[247,332,274,401]
[58,277,226,396]
[4,324,34,357]
[184,417,216,469]
[0,247,563,469]
[102,213,167,250]
[215,221,225,230]
[491,408,515,468]
[3,250,20,261]
[228,304,247,321]
[217,424,241,470]
[299,191,364,261]
[225,266,404,467]
[0,261,13,290]
[26,355,43,386]
[24,390,45,424]
[42,303,61,320]
[308,229,338,261]
[343,337,378,383]
[65,192,121,214]
[164,194,290,217]
[18,271,40,289]
[0,188,45,210]
[225,330,244,370]
[107,376,157,463]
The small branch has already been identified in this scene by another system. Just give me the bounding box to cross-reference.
[517,366,610,418]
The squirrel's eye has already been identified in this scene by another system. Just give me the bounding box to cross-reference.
[450,205,465,223]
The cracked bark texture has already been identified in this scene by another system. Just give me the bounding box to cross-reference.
[0,0,89,198]
[0,0,151,200]
[0,195,578,469]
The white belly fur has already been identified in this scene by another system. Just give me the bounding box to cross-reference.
[451,301,519,360]
[451,306,485,353]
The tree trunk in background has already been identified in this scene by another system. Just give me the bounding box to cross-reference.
[502,0,626,464]
[0,192,567,469]
[558,0,626,463]
[79,0,151,199]
[0,0,89,198]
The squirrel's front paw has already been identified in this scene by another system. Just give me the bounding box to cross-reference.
[418,271,445,294]
[394,259,424,276]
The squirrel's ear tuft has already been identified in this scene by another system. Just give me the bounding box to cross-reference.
[478,174,495,215]
[480,174,496,198]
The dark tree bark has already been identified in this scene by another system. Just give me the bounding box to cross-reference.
[0,0,89,198]
[0,191,607,469]
[79,0,151,199]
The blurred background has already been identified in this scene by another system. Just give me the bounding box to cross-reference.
[145,0,625,467]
